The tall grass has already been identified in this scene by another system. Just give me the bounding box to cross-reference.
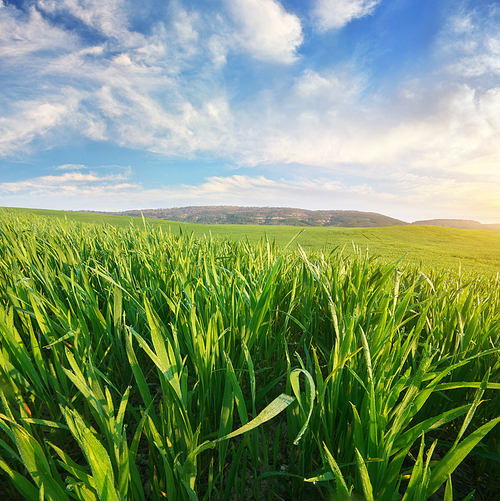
[0,208,499,500]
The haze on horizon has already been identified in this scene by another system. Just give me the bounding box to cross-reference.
[1,0,499,224]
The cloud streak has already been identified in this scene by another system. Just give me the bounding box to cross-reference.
[0,168,131,194]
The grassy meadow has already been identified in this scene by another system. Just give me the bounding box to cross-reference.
[0,208,500,500]
[7,206,500,274]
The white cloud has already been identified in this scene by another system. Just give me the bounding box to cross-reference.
[235,77,500,177]
[225,0,303,63]
[207,34,229,67]
[0,3,77,60]
[0,167,132,195]
[37,0,139,45]
[444,31,500,79]
[437,9,500,79]
[0,173,101,194]
[1,0,497,181]
[171,4,199,44]
[54,164,87,170]
[0,93,80,156]
[313,0,381,31]
[3,171,498,223]
[0,172,377,212]
[0,0,234,157]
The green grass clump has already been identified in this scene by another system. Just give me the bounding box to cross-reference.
[0,208,499,501]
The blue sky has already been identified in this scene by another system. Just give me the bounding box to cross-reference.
[1,0,499,223]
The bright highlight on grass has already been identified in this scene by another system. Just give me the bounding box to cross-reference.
[0,208,499,500]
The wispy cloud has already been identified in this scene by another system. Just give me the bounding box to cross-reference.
[313,0,381,31]
[2,170,499,223]
[54,164,87,170]
[0,172,370,211]
[0,2,77,60]
[0,93,81,156]
[0,167,132,195]
[38,0,140,45]
[438,8,500,80]
[0,0,230,156]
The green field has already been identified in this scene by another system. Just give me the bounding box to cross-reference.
[6,206,500,274]
[0,209,499,501]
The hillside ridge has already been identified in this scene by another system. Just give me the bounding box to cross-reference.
[91,206,407,227]
[412,219,500,230]
[85,205,500,230]
[84,207,500,229]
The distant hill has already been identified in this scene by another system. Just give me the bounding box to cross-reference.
[92,206,408,227]
[412,219,500,230]
[84,207,500,229]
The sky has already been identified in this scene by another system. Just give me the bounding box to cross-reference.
[1,0,500,223]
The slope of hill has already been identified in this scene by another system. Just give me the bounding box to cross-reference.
[412,219,500,230]
[93,206,407,227]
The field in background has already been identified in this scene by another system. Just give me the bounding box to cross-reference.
[7,206,500,275]
[1,208,499,501]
